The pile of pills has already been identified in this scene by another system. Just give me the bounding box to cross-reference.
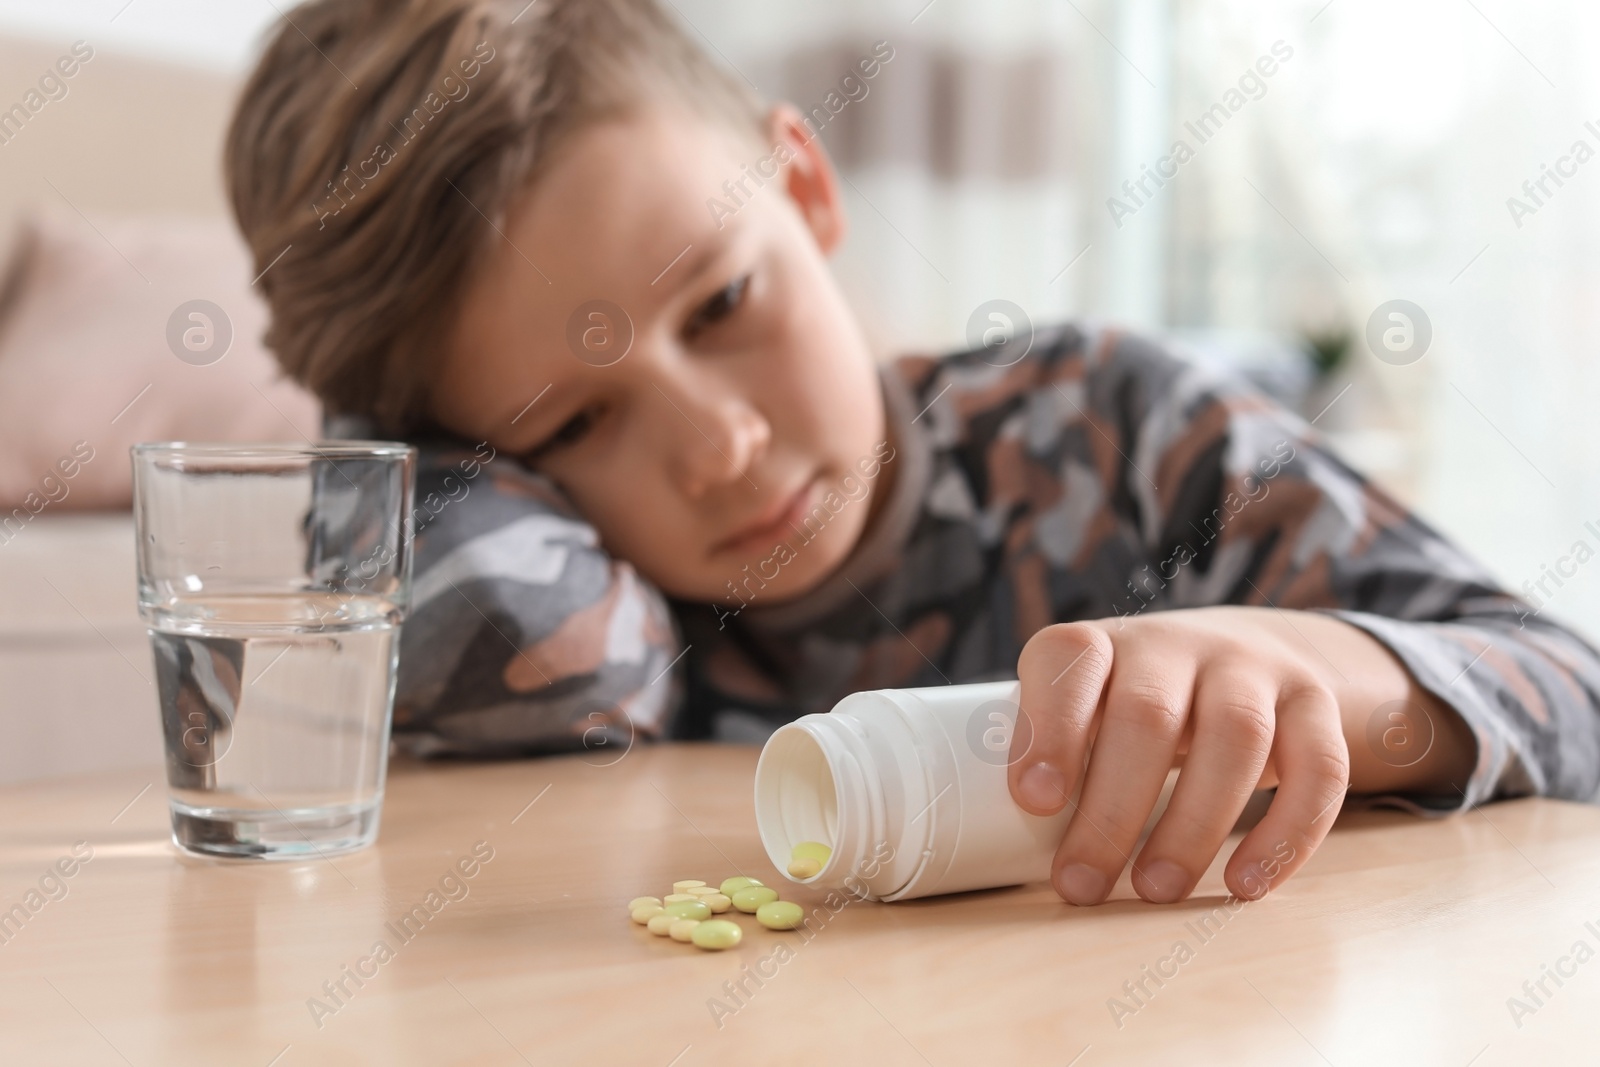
[626,868,816,951]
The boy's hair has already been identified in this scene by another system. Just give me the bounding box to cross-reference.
[225,0,766,437]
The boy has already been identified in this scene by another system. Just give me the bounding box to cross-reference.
[225,0,1600,906]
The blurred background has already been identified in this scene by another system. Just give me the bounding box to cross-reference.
[0,0,1595,776]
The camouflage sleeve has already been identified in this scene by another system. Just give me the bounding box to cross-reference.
[392,437,682,757]
[1096,329,1600,813]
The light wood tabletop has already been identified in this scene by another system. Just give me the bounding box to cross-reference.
[1,744,1597,1066]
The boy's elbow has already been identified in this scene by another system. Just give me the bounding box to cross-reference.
[393,656,679,758]
[396,561,683,755]
[395,447,684,755]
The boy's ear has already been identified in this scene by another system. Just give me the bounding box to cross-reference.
[766,103,847,255]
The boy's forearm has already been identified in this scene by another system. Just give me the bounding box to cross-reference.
[1268,609,1477,799]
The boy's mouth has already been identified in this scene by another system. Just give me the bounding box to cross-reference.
[713,476,817,555]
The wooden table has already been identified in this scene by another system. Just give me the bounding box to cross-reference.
[2,744,1597,1066]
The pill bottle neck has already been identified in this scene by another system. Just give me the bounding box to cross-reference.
[754,691,944,901]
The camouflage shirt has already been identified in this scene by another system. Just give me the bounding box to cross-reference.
[372,323,1600,813]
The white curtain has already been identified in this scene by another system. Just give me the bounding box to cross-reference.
[670,0,1093,352]
[1167,0,1600,640]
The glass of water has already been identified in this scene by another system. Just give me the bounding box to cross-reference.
[132,442,416,859]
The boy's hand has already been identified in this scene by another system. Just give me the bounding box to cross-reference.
[1008,606,1475,905]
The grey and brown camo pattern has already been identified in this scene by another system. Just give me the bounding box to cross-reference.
[372,323,1600,812]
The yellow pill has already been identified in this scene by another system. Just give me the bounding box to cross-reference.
[719,876,763,896]
[672,880,708,893]
[791,841,832,866]
[663,893,699,904]
[787,857,821,879]
[668,918,701,942]
[646,912,677,936]
[691,919,743,950]
[731,886,779,913]
[627,896,662,912]
[630,904,664,924]
[704,893,733,913]
[663,899,712,921]
[756,900,806,930]
[688,885,721,897]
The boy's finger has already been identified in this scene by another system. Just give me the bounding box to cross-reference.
[1130,664,1277,903]
[1011,622,1115,815]
[1048,650,1194,905]
[1225,683,1348,900]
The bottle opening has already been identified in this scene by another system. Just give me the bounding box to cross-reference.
[753,724,838,883]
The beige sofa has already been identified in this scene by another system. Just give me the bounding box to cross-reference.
[0,35,298,783]
[0,513,157,781]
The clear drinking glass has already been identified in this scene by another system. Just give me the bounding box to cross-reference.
[132,442,416,859]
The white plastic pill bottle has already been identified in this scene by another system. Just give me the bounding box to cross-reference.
[753,680,1073,902]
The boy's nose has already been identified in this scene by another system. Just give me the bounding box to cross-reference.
[654,379,770,499]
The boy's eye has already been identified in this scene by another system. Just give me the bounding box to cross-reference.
[528,404,602,458]
[684,274,751,340]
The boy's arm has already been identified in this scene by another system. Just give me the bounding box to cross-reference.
[1000,326,1600,905]
[1088,329,1600,814]
[392,438,682,756]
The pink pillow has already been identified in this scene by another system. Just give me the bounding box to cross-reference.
[0,210,321,511]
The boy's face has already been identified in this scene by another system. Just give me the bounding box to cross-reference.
[430,104,890,606]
